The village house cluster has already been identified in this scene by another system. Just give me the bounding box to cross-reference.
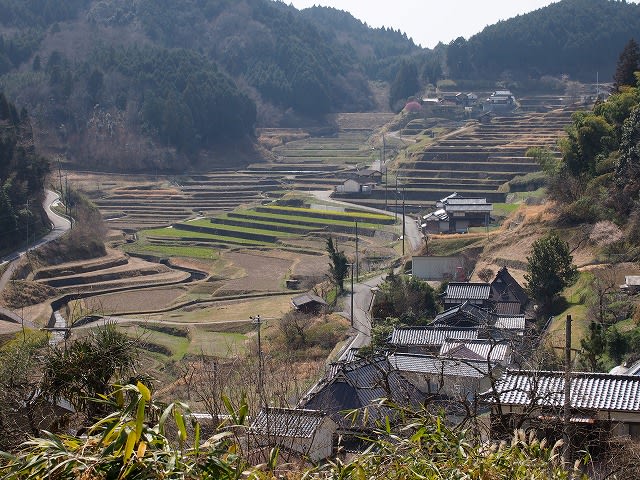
[248,266,640,463]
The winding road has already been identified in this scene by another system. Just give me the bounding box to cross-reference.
[0,190,71,326]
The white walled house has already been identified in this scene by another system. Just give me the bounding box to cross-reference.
[249,407,337,462]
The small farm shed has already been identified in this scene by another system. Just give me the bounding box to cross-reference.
[291,292,328,314]
[621,275,640,294]
[249,407,337,462]
[348,168,382,183]
[334,179,373,194]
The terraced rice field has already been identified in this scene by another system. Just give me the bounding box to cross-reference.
[70,114,396,232]
[34,249,190,295]
[333,100,579,212]
[137,204,397,255]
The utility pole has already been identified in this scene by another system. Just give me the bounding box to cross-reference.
[57,156,64,200]
[64,174,70,220]
[25,199,29,247]
[563,314,572,466]
[395,176,398,222]
[250,315,265,404]
[383,134,387,210]
[350,263,354,327]
[402,187,406,256]
[354,221,359,281]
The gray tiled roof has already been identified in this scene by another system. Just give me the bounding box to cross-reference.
[435,302,492,324]
[487,370,640,412]
[445,283,491,300]
[433,302,525,331]
[389,353,489,378]
[302,356,425,427]
[440,339,509,363]
[390,326,479,346]
[251,408,326,438]
[495,302,522,315]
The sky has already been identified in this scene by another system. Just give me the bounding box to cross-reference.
[286,1,560,48]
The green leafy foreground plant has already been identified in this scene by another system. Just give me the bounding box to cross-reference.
[309,401,585,480]
[0,382,248,480]
[0,390,586,479]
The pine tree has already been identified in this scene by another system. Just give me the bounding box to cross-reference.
[389,61,420,111]
[525,232,578,312]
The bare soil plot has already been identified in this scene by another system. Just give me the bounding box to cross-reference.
[216,250,294,293]
[130,295,293,324]
[76,286,189,315]
[0,320,22,335]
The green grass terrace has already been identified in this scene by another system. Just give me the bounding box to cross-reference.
[132,204,397,252]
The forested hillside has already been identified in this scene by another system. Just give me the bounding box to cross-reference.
[0,0,416,172]
[447,0,640,82]
[0,0,638,172]
[0,93,49,252]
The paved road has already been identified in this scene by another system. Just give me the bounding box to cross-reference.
[336,272,386,359]
[0,190,71,293]
[310,189,422,359]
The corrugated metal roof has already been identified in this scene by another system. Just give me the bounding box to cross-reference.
[423,208,449,221]
[440,339,509,363]
[494,315,525,330]
[251,408,326,438]
[445,198,488,205]
[487,370,640,412]
[445,283,491,300]
[625,276,640,286]
[390,326,478,346]
[445,204,493,213]
[389,353,489,378]
[291,292,327,308]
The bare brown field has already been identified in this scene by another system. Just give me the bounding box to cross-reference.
[77,286,189,314]
[0,321,22,335]
[128,295,293,324]
[217,251,292,293]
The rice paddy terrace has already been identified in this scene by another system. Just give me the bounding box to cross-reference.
[77,113,395,232]
[137,204,397,259]
[340,98,580,212]
[79,101,577,233]
[244,112,397,193]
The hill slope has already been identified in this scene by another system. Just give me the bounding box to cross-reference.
[450,0,640,81]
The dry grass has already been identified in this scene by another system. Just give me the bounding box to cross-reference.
[75,286,189,315]
[129,295,293,324]
[472,203,596,283]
